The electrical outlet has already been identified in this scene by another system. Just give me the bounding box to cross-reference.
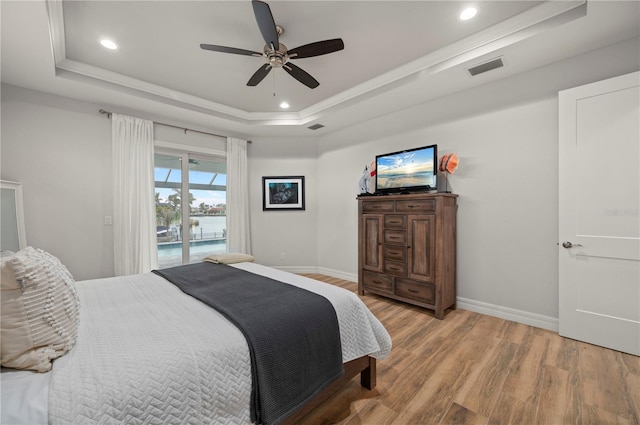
[280,252,286,260]
[104,216,112,225]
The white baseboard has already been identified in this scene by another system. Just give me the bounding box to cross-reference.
[272,265,320,274]
[316,267,358,282]
[457,297,559,332]
[272,266,358,282]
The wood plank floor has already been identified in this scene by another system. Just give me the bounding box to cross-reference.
[297,274,640,425]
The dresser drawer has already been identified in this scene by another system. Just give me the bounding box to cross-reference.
[396,279,435,304]
[396,199,436,213]
[362,201,394,213]
[362,271,393,294]
[383,245,406,261]
[384,215,406,228]
[384,230,406,245]
[384,260,406,277]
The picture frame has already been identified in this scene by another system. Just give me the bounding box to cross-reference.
[262,176,305,211]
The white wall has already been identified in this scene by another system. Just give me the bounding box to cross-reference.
[1,85,114,280]
[247,138,319,269]
[316,37,640,323]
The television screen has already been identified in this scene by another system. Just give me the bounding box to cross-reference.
[375,144,437,194]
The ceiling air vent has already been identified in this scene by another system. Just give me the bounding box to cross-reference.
[308,123,325,130]
[467,57,504,77]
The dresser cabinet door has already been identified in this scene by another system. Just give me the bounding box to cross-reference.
[361,214,383,272]
[407,215,436,282]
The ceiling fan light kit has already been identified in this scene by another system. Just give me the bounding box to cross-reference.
[200,0,344,89]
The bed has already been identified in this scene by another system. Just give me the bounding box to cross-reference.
[1,249,391,425]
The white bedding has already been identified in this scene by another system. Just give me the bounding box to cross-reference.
[0,367,50,424]
[1,263,391,425]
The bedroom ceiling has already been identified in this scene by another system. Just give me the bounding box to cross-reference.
[1,1,639,138]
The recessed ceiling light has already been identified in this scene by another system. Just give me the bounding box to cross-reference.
[279,101,290,109]
[100,39,118,50]
[459,7,478,21]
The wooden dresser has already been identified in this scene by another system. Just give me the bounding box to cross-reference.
[357,193,457,319]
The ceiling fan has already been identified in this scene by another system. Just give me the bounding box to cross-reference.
[200,0,344,89]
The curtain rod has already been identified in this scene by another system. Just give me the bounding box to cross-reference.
[98,109,251,143]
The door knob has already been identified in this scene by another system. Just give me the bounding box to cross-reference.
[561,241,583,248]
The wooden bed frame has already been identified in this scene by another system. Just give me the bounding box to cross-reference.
[282,355,376,424]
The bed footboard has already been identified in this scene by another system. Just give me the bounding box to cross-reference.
[281,355,376,424]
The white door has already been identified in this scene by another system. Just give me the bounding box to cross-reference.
[559,71,640,356]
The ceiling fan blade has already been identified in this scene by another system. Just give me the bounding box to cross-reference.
[283,63,319,89]
[252,0,279,51]
[200,44,262,57]
[247,64,272,86]
[288,39,345,59]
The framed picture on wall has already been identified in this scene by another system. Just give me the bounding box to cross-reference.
[262,176,305,211]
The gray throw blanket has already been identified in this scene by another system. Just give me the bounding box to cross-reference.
[152,262,343,425]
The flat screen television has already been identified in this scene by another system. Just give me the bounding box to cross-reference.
[375,144,437,194]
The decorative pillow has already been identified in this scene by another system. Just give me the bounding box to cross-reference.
[1,247,80,372]
[203,253,255,264]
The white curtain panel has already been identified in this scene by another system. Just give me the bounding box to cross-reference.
[112,113,158,275]
[226,137,252,254]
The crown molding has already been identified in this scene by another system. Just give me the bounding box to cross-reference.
[46,0,586,127]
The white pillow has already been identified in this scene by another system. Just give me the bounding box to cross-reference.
[203,253,255,264]
[1,247,80,372]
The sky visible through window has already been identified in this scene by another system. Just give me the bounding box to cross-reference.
[154,167,227,208]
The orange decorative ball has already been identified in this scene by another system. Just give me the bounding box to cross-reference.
[439,153,459,174]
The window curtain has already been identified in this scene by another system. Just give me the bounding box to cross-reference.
[112,113,158,275]
[226,137,252,254]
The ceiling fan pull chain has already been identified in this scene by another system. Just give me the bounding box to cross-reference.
[272,69,276,97]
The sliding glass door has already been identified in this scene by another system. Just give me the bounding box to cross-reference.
[154,150,227,268]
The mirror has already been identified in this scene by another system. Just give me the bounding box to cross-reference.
[1,180,27,253]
